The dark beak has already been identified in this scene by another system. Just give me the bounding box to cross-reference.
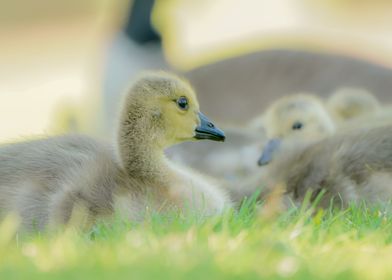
[194,112,225,142]
[258,138,282,166]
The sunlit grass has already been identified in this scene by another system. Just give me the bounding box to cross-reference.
[2,196,392,279]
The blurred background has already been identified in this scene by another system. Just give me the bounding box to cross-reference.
[1,0,392,142]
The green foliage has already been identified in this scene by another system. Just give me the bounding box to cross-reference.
[2,199,392,279]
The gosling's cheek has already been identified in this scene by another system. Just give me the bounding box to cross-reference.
[194,114,201,126]
[179,125,196,139]
[190,126,198,138]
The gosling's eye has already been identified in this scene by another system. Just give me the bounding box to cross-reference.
[176,96,189,110]
[292,121,303,130]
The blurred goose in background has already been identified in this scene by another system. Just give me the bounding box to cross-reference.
[328,88,392,134]
[0,71,231,231]
[327,87,381,123]
[254,125,392,209]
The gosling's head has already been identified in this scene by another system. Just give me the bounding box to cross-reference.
[120,71,225,149]
[263,94,335,140]
[327,87,380,122]
[258,93,335,166]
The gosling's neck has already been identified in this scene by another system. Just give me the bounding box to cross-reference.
[117,106,171,184]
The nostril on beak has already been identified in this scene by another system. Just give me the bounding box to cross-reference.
[207,122,214,128]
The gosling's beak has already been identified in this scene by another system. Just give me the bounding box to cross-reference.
[258,138,282,166]
[194,112,225,142]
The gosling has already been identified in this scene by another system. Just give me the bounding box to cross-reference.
[0,71,231,231]
[257,125,392,209]
[327,87,381,122]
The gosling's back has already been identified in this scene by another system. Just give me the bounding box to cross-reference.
[0,135,120,230]
[267,125,392,207]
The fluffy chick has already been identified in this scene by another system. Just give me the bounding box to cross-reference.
[257,125,392,209]
[0,71,231,231]
[327,87,381,122]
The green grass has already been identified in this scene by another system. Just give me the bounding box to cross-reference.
[2,196,392,280]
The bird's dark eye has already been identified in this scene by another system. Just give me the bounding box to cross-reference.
[176,96,189,110]
[292,121,303,130]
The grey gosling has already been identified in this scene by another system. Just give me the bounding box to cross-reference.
[327,87,381,123]
[0,71,231,231]
[256,125,392,209]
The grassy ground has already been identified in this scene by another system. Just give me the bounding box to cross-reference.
[1,196,392,280]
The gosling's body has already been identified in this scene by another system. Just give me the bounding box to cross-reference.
[259,125,392,208]
[338,109,392,132]
[0,72,231,231]
[0,136,118,230]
